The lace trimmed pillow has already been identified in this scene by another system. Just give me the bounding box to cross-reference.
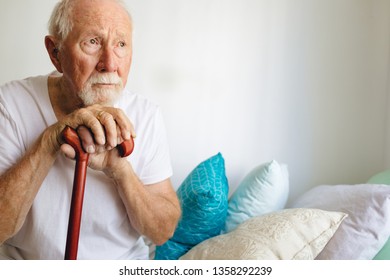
[180,208,347,260]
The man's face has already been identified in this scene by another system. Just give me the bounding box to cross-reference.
[58,0,133,106]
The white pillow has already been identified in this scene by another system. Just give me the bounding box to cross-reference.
[180,208,346,260]
[224,160,289,233]
[291,184,390,259]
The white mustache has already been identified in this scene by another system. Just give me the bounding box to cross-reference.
[88,73,123,86]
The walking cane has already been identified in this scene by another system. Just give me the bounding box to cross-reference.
[62,126,134,260]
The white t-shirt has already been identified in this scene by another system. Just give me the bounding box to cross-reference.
[0,74,173,259]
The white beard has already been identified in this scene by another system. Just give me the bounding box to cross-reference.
[78,73,123,106]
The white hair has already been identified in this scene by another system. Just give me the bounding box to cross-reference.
[48,0,132,48]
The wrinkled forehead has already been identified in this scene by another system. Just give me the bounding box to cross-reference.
[70,0,132,33]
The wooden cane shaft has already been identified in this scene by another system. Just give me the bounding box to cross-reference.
[62,126,134,260]
[65,157,88,260]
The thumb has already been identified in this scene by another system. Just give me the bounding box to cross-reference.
[60,143,76,160]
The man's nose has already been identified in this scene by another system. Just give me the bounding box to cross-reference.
[96,47,118,73]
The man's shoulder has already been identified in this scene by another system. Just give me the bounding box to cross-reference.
[1,74,48,89]
[117,89,160,114]
[0,74,51,127]
[0,74,48,101]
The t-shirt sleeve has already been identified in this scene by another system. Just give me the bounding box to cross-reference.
[132,107,173,186]
[0,97,24,175]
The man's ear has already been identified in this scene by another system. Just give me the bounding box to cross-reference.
[45,35,63,73]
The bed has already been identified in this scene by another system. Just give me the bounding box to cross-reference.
[152,153,390,260]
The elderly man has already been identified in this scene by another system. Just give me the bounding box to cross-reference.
[0,0,181,259]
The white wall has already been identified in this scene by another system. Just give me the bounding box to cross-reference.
[1,0,389,203]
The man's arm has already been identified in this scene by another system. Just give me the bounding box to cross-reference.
[0,105,134,244]
[72,114,181,245]
[106,159,181,245]
[0,104,179,246]
[0,126,59,244]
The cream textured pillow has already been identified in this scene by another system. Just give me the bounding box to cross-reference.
[180,208,347,260]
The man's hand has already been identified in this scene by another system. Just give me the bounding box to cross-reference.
[54,105,135,172]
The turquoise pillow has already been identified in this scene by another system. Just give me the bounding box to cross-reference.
[154,153,229,260]
[368,170,390,260]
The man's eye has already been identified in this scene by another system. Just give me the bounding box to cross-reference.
[119,41,126,47]
[90,38,99,45]
[81,38,101,54]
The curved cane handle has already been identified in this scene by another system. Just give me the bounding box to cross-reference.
[62,126,88,161]
[62,126,134,158]
[117,137,135,157]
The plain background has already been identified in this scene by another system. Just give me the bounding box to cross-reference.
[1,0,389,203]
